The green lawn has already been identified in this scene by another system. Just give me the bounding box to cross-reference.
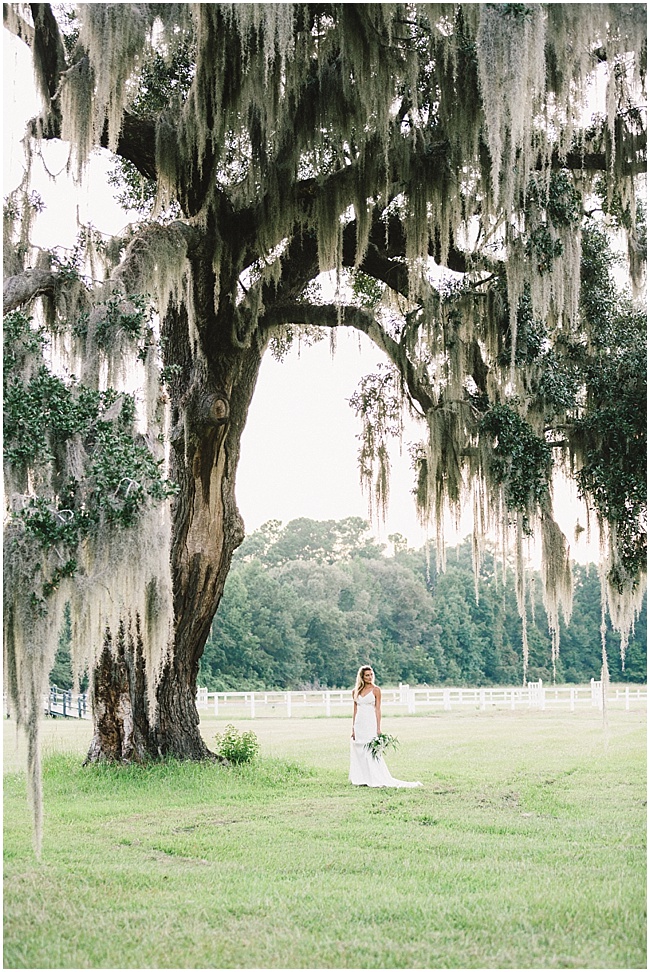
[4,707,646,969]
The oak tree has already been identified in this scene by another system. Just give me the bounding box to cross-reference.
[3,4,646,848]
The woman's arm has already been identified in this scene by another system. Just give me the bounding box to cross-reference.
[351,696,357,739]
[375,686,382,735]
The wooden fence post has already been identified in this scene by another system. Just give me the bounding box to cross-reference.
[325,691,331,717]
[250,693,256,718]
[286,692,292,718]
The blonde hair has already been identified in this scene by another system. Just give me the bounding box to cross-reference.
[353,665,374,699]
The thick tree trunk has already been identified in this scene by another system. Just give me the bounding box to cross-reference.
[85,623,152,763]
[86,299,267,763]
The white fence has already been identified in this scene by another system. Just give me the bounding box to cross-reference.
[4,679,642,722]
[195,679,647,719]
[42,687,90,719]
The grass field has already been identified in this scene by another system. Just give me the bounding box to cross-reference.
[3,706,647,969]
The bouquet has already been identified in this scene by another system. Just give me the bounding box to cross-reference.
[364,732,399,761]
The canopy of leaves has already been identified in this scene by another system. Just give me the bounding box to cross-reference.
[571,226,647,591]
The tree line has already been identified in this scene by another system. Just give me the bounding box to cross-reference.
[196,518,647,690]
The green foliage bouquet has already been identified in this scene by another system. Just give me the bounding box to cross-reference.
[213,724,259,764]
[364,733,399,761]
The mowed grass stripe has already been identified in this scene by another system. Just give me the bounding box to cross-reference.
[4,709,646,969]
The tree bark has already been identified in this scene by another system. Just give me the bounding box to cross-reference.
[86,299,267,762]
[85,622,152,763]
[3,268,58,313]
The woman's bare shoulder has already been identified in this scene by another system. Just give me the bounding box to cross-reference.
[373,685,382,698]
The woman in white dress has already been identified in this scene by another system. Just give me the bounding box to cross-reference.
[349,666,422,788]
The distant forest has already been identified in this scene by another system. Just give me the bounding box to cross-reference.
[51,517,646,692]
[197,518,646,690]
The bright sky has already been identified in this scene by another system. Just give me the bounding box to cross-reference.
[4,28,601,564]
[237,328,434,541]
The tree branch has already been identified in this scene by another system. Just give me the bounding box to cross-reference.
[560,147,646,174]
[110,220,201,293]
[29,3,66,105]
[3,3,35,48]
[101,113,158,182]
[260,301,435,415]
[344,210,470,286]
[240,128,466,275]
[3,221,201,313]
[7,3,160,184]
[3,267,58,312]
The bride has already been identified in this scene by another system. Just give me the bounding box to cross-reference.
[349,666,422,788]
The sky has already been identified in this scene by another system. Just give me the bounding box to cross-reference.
[237,328,437,541]
[4,27,601,564]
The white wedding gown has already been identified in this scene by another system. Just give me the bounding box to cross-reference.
[349,691,422,788]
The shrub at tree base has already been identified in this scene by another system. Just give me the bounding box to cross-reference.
[213,724,260,764]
